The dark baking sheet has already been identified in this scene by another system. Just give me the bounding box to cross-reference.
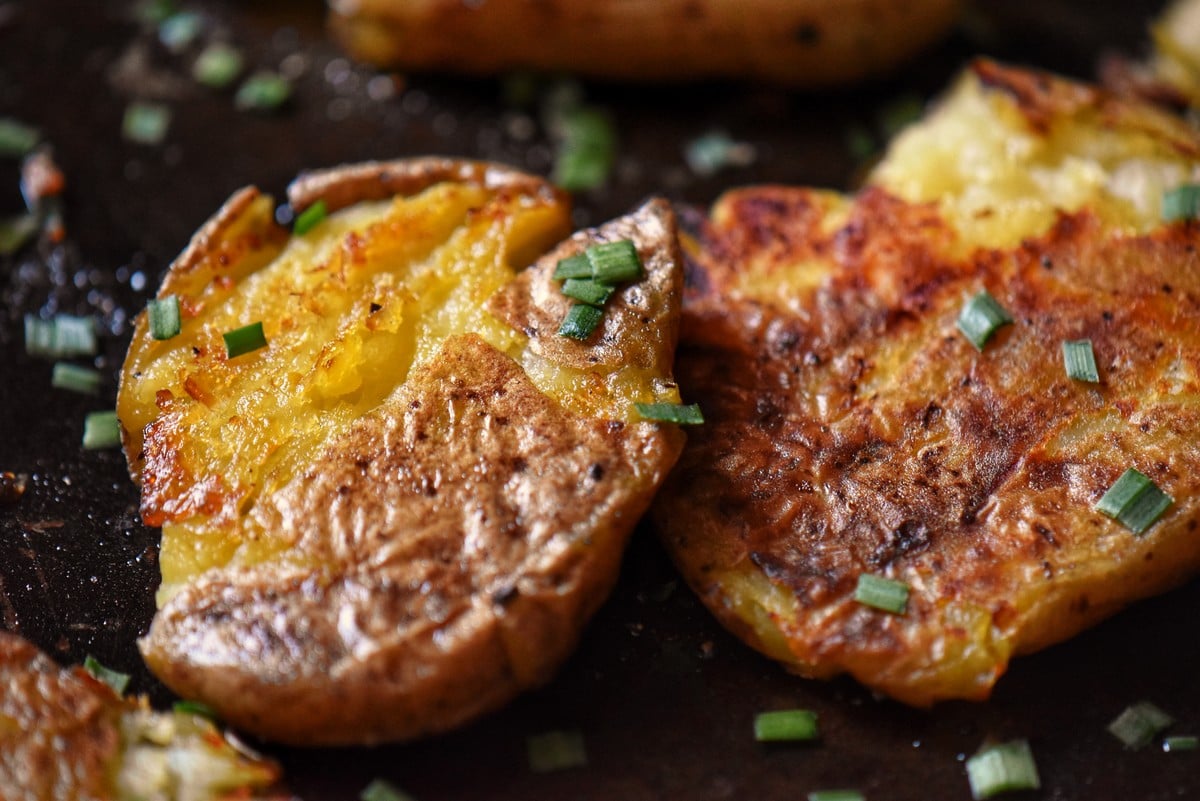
[2,1,1197,799]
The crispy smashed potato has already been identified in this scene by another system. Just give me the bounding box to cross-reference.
[329,0,962,86]
[117,159,687,744]
[0,632,285,801]
[653,61,1200,705]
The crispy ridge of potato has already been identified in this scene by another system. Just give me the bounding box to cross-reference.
[653,61,1200,705]
[329,0,962,86]
[118,159,686,744]
[0,632,284,801]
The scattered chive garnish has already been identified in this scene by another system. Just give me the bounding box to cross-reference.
[0,117,40,157]
[1062,339,1099,382]
[52,362,101,395]
[0,213,38,255]
[754,709,819,742]
[158,10,204,52]
[684,130,755,176]
[1096,468,1173,535]
[135,0,178,25]
[82,410,122,450]
[557,303,603,340]
[234,71,291,112]
[551,106,615,192]
[1162,184,1200,222]
[172,699,218,719]
[586,239,642,284]
[808,791,865,801]
[1108,701,1174,749]
[83,655,130,695]
[148,295,181,340]
[853,573,909,614]
[552,253,592,281]
[966,740,1040,800]
[223,321,268,358]
[956,290,1013,351]
[360,778,415,801]
[24,313,97,359]
[293,199,328,236]
[527,730,588,773]
[122,102,171,146]
[1163,735,1199,753]
[635,402,704,425]
[192,42,244,88]
[562,278,614,307]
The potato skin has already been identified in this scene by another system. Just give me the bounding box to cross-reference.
[653,61,1200,705]
[329,0,961,86]
[123,160,686,745]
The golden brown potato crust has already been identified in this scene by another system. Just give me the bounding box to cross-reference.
[653,62,1200,705]
[126,160,686,744]
[329,0,961,86]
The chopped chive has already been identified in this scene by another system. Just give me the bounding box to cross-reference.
[223,321,268,358]
[1108,701,1173,749]
[853,573,909,614]
[684,130,755,177]
[360,779,414,801]
[52,362,102,395]
[586,239,642,285]
[234,71,291,112]
[82,410,122,450]
[966,740,1040,800]
[1062,339,1099,382]
[527,730,588,773]
[192,42,244,88]
[122,102,171,146]
[0,118,40,157]
[135,0,177,24]
[293,199,328,236]
[1164,735,1199,753]
[148,295,181,340]
[558,303,603,340]
[0,213,38,255]
[635,402,705,425]
[158,11,204,52]
[754,709,819,742]
[83,655,130,695]
[1096,468,1173,535]
[25,313,97,359]
[552,252,592,281]
[172,699,218,720]
[1162,184,1200,222]
[808,791,865,801]
[551,106,615,192]
[956,290,1013,351]
[562,278,614,307]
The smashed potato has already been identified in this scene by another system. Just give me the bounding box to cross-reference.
[117,159,687,744]
[653,61,1200,705]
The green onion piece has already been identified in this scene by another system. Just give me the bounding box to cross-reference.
[294,199,328,236]
[586,239,642,285]
[956,290,1013,351]
[172,699,218,720]
[83,655,130,695]
[754,709,819,742]
[223,321,268,358]
[966,740,1040,800]
[25,313,97,359]
[1096,468,1173,535]
[0,118,40,158]
[684,130,755,177]
[853,573,909,614]
[1062,339,1099,382]
[551,106,615,192]
[158,11,204,52]
[135,0,177,24]
[808,791,865,801]
[552,253,592,281]
[527,730,588,773]
[360,778,415,801]
[83,410,122,450]
[234,71,291,112]
[52,362,102,395]
[635,402,705,425]
[1162,184,1200,222]
[561,278,614,307]
[1164,735,1199,753]
[122,102,171,146]
[192,42,244,88]
[0,213,38,255]
[558,304,603,340]
[148,295,181,340]
[1108,701,1174,749]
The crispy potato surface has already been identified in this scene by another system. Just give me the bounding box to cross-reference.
[329,0,961,86]
[117,159,686,744]
[653,61,1200,705]
[0,632,283,801]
